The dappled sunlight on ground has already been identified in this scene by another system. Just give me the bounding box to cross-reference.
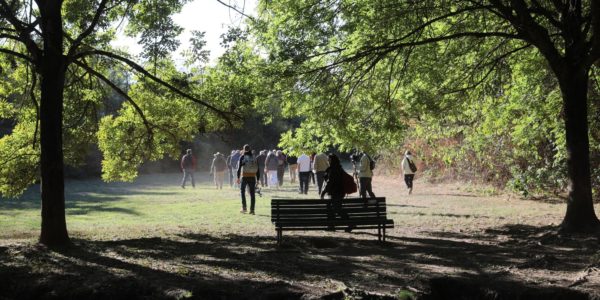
[1,172,599,298]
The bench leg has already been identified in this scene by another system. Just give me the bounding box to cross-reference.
[383,226,386,242]
[277,228,282,245]
[378,224,382,242]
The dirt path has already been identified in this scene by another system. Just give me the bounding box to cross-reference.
[1,178,599,299]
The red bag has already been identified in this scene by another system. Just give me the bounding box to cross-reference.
[342,171,357,194]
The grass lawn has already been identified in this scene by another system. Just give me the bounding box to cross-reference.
[1,171,599,299]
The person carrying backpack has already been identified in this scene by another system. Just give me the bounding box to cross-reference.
[401,150,418,195]
[180,149,196,188]
[237,144,260,214]
[358,152,376,199]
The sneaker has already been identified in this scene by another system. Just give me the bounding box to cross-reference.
[181,185,185,189]
[249,211,255,215]
[240,208,247,213]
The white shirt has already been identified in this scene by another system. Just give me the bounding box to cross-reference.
[297,154,311,172]
[402,155,417,175]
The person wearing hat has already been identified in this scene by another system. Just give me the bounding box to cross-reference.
[211,152,228,189]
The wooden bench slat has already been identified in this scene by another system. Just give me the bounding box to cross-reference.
[272,207,386,214]
[272,212,386,219]
[271,203,386,211]
[275,219,394,226]
[271,197,387,205]
[275,226,394,232]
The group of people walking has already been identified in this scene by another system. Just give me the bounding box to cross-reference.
[180,146,419,215]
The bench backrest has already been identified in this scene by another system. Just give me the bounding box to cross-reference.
[271,197,387,223]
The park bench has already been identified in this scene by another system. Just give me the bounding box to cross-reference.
[271,197,394,244]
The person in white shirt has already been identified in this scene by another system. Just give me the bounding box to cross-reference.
[297,153,311,194]
[401,150,418,194]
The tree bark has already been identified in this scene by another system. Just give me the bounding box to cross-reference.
[558,66,600,233]
[38,0,70,247]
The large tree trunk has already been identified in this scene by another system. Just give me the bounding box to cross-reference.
[559,66,600,233]
[38,0,70,246]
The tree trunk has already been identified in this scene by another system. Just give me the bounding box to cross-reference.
[38,0,70,247]
[559,66,600,233]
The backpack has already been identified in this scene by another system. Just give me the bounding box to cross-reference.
[366,154,376,171]
[342,171,357,194]
[241,154,258,174]
[407,158,417,173]
[362,153,375,171]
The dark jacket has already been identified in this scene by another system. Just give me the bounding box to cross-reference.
[287,156,298,165]
[322,165,345,199]
[256,153,267,172]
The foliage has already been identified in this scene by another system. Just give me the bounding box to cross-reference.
[252,0,600,202]
[0,0,239,196]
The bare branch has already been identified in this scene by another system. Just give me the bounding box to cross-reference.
[0,47,33,63]
[0,0,40,63]
[216,0,255,23]
[529,0,562,29]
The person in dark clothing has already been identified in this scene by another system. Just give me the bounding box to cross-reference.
[230,150,241,188]
[256,150,267,187]
[320,154,353,232]
[276,150,286,186]
[237,144,260,214]
[309,152,316,185]
[226,150,234,187]
[180,149,196,188]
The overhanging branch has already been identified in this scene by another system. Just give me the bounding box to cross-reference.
[67,0,110,57]
[73,59,154,137]
[73,49,240,124]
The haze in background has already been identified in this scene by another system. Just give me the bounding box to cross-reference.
[112,0,257,64]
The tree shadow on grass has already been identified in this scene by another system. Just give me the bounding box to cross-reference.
[1,224,598,299]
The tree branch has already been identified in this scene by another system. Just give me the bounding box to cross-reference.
[0,47,33,63]
[301,31,521,76]
[73,49,239,124]
[73,59,154,137]
[67,0,110,57]
[216,0,256,23]
[587,0,600,67]
[489,0,563,68]
[0,0,40,63]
